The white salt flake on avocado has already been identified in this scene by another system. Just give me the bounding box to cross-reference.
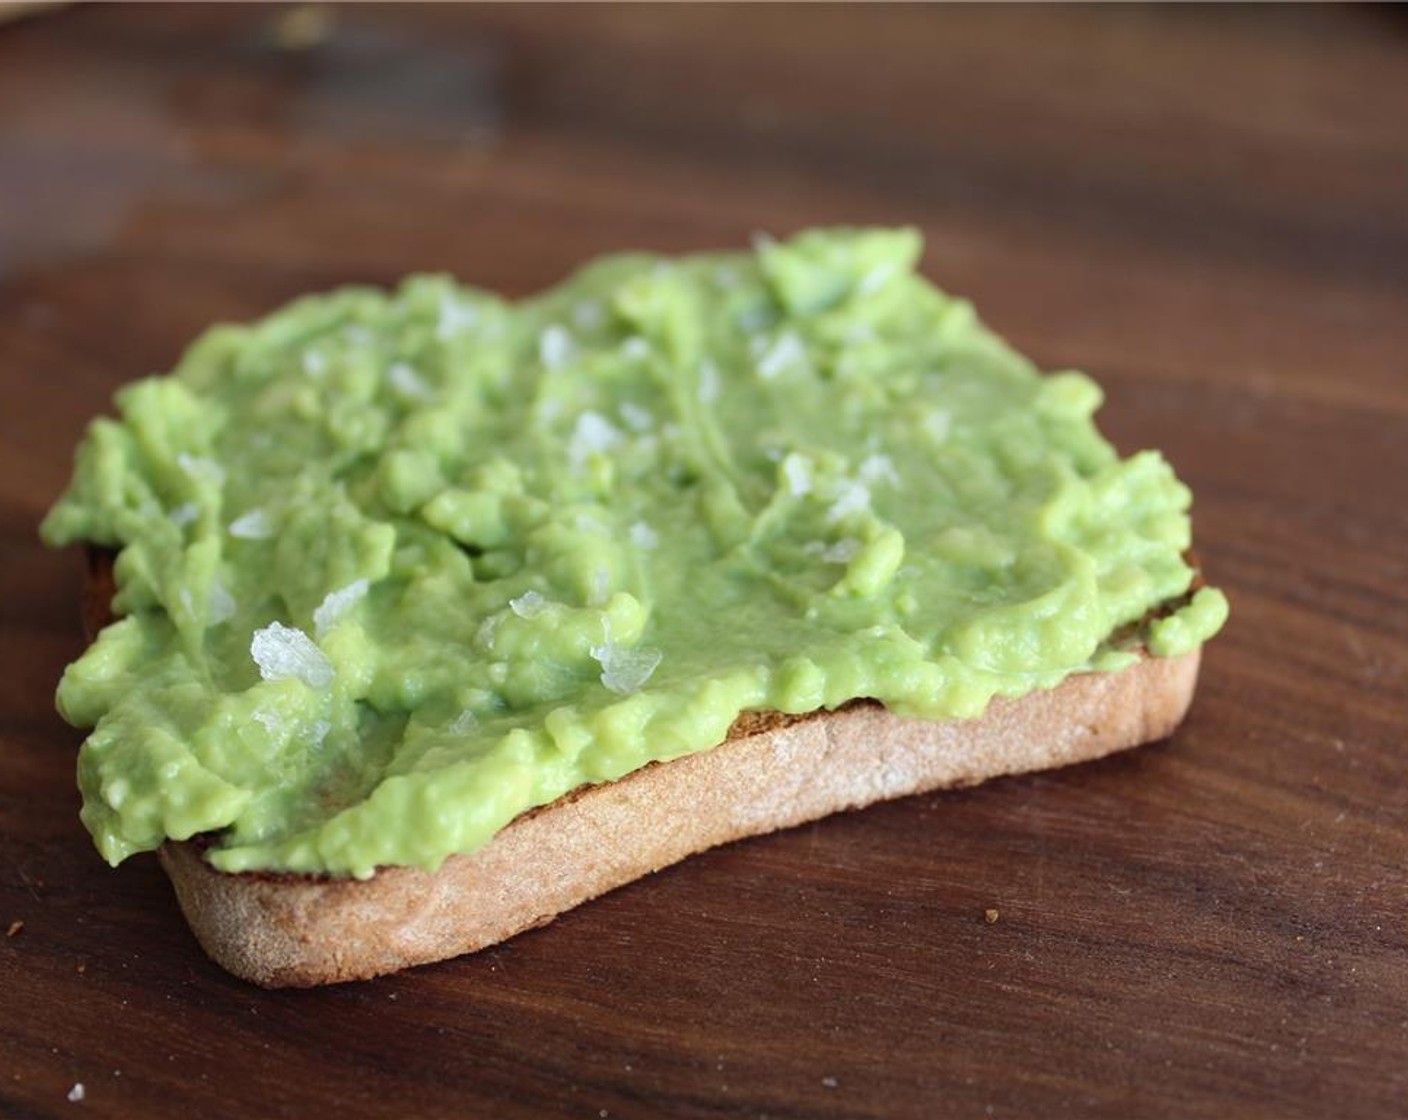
[591,619,662,695]
[859,453,899,487]
[698,358,721,404]
[388,362,432,401]
[251,622,334,689]
[923,410,952,444]
[450,709,477,734]
[781,452,813,497]
[208,580,236,626]
[628,521,658,550]
[827,479,871,523]
[509,590,548,619]
[822,538,862,563]
[568,411,622,470]
[619,402,654,432]
[302,351,326,378]
[436,294,479,340]
[753,330,806,380]
[176,453,225,488]
[313,579,369,638]
[539,324,575,370]
[572,300,605,330]
[229,508,273,539]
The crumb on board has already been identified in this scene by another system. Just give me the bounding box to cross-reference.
[6,919,23,937]
[984,908,1000,924]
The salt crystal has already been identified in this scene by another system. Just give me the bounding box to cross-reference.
[923,410,952,444]
[169,503,198,527]
[250,622,334,689]
[858,453,899,487]
[67,1083,84,1103]
[208,580,236,626]
[450,709,477,734]
[572,300,605,330]
[698,359,721,404]
[437,293,479,340]
[509,590,548,619]
[302,351,326,378]
[252,708,282,736]
[229,508,273,540]
[754,331,806,380]
[313,579,369,637]
[827,479,871,523]
[539,324,575,370]
[781,453,813,497]
[628,521,658,551]
[856,262,894,297]
[619,401,654,432]
[590,618,662,695]
[176,453,225,488]
[388,361,432,401]
[821,538,862,563]
[568,411,622,470]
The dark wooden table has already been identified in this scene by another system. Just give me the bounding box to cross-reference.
[3,5,1406,1117]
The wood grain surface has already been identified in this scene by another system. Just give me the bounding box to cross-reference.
[2,4,1406,1117]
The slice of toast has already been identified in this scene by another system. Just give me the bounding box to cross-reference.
[163,653,1199,987]
[81,551,1202,987]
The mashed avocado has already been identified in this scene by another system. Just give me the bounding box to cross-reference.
[42,228,1227,877]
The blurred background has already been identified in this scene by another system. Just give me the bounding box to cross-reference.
[3,6,1406,1119]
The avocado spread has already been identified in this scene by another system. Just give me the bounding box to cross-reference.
[42,228,1227,877]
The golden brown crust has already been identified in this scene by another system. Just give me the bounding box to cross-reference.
[158,649,1201,987]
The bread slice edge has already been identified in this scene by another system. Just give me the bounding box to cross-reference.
[158,647,1201,987]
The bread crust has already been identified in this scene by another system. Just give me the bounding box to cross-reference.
[157,648,1201,987]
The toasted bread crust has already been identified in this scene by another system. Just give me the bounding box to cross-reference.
[157,648,1200,987]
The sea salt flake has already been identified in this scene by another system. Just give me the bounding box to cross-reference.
[229,508,273,540]
[858,453,899,487]
[67,1083,85,1103]
[827,479,872,523]
[619,401,654,432]
[539,324,575,370]
[821,538,862,563]
[313,579,369,637]
[568,410,622,470]
[176,453,225,488]
[781,453,813,497]
[572,300,605,330]
[437,294,479,340]
[251,622,334,689]
[754,330,807,380]
[388,361,432,401]
[302,350,327,378]
[923,410,952,444]
[169,503,198,527]
[698,359,721,404]
[208,580,236,626]
[591,619,662,695]
[252,708,283,736]
[450,709,478,734]
[509,590,548,619]
[856,262,895,297]
[628,521,658,550]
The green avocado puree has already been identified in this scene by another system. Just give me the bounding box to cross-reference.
[42,228,1227,877]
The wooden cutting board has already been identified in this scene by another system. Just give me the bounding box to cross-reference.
[2,5,1405,1117]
